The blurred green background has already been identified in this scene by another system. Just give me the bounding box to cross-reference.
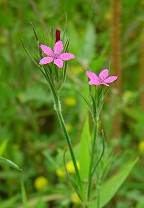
[0,0,144,207]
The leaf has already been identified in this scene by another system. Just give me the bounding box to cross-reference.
[0,156,22,171]
[0,138,9,156]
[123,108,144,123]
[18,194,65,208]
[21,182,28,208]
[43,150,58,169]
[79,116,91,180]
[91,158,138,207]
[21,40,46,79]
[63,150,82,201]
[30,22,39,42]
[91,130,105,177]
[74,87,91,113]
[0,195,19,208]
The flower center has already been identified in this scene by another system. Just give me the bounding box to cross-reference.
[53,53,60,59]
[100,76,106,82]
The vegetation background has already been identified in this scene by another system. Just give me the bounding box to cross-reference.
[0,0,144,207]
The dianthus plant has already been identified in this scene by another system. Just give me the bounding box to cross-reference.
[23,26,137,208]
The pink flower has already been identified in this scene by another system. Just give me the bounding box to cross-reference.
[39,41,75,68]
[86,69,118,86]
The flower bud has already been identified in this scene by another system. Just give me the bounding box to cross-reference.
[56,29,61,42]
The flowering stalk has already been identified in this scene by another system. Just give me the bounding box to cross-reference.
[40,63,86,204]
[42,62,118,206]
[37,31,86,204]
[53,98,86,201]
[87,86,98,203]
[86,69,118,205]
[25,25,118,207]
[87,122,97,201]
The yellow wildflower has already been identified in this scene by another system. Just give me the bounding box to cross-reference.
[17,93,24,102]
[105,11,112,21]
[71,192,81,204]
[66,160,80,174]
[56,168,65,177]
[66,123,72,133]
[0,36,6,44]
[138,141,144,153]
[64,97,76,107]
[70,66,83,75]
[12,144,19,151]
[34,176,48,191]
[122,90,134,104]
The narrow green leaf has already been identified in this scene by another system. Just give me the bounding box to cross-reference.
[0,138,9,156]
[63,150,82,201]
[62,61,67,86]
[91,158,138,207]
[21,40,41,70]
[30,21,39,42]
[21,40,48,82]
[91,130,105,177]
[90,92,96,119]
[74,88,91,113]
[0,156,22,170]
[43,150,58,169]
[0,195,19,208]
[21,182,28,208]
[64,38,70,52]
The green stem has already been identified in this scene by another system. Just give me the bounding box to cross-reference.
[39,53,85,202]
[43,67,58,103]
[87,121,97,201]
[54,98,85,198]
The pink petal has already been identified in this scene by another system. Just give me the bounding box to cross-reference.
[39,57,53,65]
[54,58,63,68]
[60,53,75,60]
[86,71,99,80]
[40,44,53,56]
[88,80,100,85]
[99,69,109,80]
[101,82,109,86]
[54,41,63,55]
[104,76,118,83]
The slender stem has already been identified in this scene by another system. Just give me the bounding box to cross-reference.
[91,130,105,177]
[87,86,98,202]
[87,121,97,201]
[43,67,59,103]
[54,98,85,199]
[44,69,85,201]
[35,32,85,201]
